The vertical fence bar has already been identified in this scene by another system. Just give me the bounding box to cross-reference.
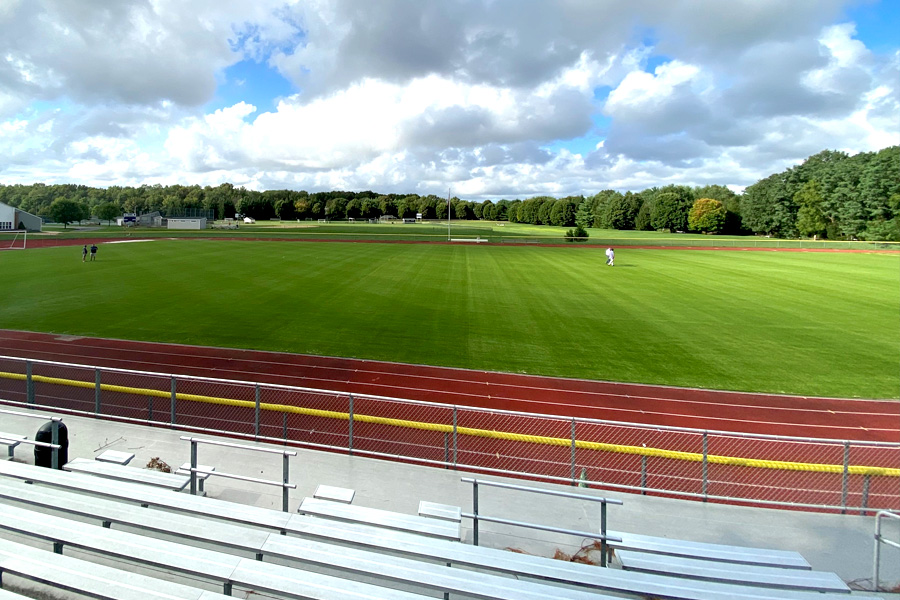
[254,384,261,441]
[841,441,850,513]
[472,480,479,546]
[702,432,709,501]
[189,439,198,496]
[641,455,648,495]
[94,369,101,415]
[570,419,576,485]
[348,394,354,455]
[452,407,458,468]
[600,501,608,567]
[282,452,290,512]
[282,413,287,442]
[147,396,153,421]
[170,377,176,425]
[26,361,34,406]
[443,432,449,468]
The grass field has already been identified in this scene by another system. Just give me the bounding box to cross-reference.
[1,239,897,399]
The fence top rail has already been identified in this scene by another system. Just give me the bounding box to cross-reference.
[3,354,898,448]
[0,407,62,422]
[180,436,297,456]
[461,477,624,506]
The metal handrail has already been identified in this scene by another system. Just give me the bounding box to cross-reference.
[180,436,296,511]
[874,510,900,591]
[461,477,622,566]
[0,406,64,467]
[0,407,63,422]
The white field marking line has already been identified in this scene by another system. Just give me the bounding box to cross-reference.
[104,239,157,244]
[2,333,897,421]
[3,342,898,434]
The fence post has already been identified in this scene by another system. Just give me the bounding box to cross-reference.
[452,406,458,468]
[702,432,709,501]
[189,439,198,496]
[841,441,850,513]
[170,377,176,425]
[860,475,870,516]
[348,394,354,455]
[472,480,479,546]
[148,396,153,421]
[94,369,101,415]
[282,452,290,512]
[254,384,261,441]
[570,419,577,486]
[282,413,287,443]
[26,360,34,406]
[641,455,648,495]
[443,432,449,468]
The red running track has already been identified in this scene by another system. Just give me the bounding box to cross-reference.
[0,329,897,442]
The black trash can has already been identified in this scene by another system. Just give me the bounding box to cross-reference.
[34,420,68,469]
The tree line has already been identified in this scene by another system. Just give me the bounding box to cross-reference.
[1,145,896,239]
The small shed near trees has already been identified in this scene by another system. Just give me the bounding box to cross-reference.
[166,217,207,230]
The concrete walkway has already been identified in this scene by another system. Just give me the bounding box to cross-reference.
[2,407,898,596]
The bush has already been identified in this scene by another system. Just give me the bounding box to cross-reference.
[564,224,589,242]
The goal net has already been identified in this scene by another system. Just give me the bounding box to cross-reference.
[0,230,27,250]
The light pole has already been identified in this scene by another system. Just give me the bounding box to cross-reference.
[447,188,451,241]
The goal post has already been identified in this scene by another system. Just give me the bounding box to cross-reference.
[0,229,27,250]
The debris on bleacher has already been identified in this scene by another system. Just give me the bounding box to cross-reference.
[506,539,607,567]
[146,456,172,472]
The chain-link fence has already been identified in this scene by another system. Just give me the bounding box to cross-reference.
[0,355,896,513]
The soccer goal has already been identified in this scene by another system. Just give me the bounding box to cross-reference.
[0,229,27,250]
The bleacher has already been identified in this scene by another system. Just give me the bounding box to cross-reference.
[0,412,879,600]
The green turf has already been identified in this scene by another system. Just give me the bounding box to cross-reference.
[1,240,897,398]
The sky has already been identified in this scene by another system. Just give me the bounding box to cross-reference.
[0,0,898,201]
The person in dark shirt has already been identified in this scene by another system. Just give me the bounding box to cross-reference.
[89,243,98,261]
[82,244,88,262]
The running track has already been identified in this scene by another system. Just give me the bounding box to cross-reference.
[1,329,897,443]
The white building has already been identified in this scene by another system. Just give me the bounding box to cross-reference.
[166,217,207,230]
[0,201,42,231]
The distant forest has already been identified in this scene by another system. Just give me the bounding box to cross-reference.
[1,145,897,240]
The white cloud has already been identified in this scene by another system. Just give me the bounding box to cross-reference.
[0,1,897,199]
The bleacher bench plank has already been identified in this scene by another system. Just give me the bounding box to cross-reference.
[0,590,30,600]
[0,500,616,600]
[64,457,191,490]
[608,530,812,569]
[96,449,135,465]
[418,500,461,522]
[0,462,868,600]
[0,502,433,600]
[0,538,230,600]
[313,484,355,503]
[298,496,461,541]
[617,550,849,593]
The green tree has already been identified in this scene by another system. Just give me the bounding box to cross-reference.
[688,198,726,233]
[794,180,827,237]
[96,202,120,226]
[49,198,88,228]
[651,192,689,232]
[634,199,654,231]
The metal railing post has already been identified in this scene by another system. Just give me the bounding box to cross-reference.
[51,419,59,469]
[254,384,261,440]
[841,441,850,513]
[600,501,608,567]
[189,439,198,496]
[283,452,290,512]
[472,479,480,546]
[26,360,34,405]
[452,406,458,468]
[170,377,176,425]
[348,394,354,455]
[873,511,900,592]
[570,418,576,485]
[147,395,153,421]
[443,432,449,468]
[94,369,101,415]
[702,432,709,501]
[860,475,870,515]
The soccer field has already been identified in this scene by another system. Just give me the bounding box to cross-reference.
[1,240,897,399]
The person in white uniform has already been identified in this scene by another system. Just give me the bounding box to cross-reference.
[605,247,615,266]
